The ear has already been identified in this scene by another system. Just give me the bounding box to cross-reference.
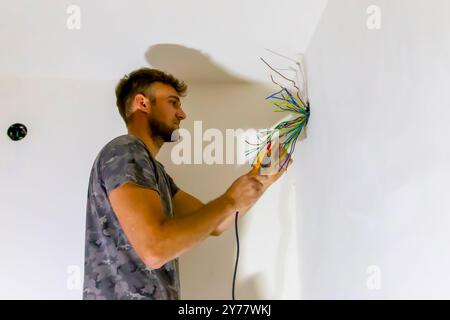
[133,93,151,114]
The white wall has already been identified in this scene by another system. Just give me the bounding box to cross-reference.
[0,0,326,300]
[1,0,450,299]
[0,77,120,299]
[300,0,450,298]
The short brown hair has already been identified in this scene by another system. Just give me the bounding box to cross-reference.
[115,68,187,124]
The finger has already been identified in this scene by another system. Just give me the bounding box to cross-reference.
[248,164,260,176]
[268,159,292,181]
[276,148,289,167]
[278,144,288,159]
[279,144,288,156]
[279,153,293,169]
[283,158,294,170]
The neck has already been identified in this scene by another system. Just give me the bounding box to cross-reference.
[127,126,164,158]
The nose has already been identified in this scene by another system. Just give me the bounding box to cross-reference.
[177,108,187,121]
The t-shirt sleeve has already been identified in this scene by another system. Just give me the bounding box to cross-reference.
[166,173,180,198]
[99,140,160,195]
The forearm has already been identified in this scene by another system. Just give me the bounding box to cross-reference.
[212,205,252,235]
[154,194,235,266]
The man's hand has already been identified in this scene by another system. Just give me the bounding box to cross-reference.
[253,144,293,192]
[224,171,265,211]
[211,146,292,236]
[224,145,293,213]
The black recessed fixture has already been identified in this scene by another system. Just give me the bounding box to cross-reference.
[7,123,28,141]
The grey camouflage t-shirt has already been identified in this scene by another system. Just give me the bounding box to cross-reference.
[83,134,180,300]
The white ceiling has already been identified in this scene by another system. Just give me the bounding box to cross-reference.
[0,0,327,82]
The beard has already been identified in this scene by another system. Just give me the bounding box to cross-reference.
[148,117,177,142]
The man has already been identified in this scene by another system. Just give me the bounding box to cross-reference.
[83,68,290,300]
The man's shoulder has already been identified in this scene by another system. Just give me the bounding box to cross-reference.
[102,134,144,152]
[88,135,152,177]
[97,134,147,160]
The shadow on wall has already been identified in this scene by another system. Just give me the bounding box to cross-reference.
[146,44,254,84]
[145,44,299,299]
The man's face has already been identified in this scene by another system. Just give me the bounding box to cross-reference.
[145,82,186,142]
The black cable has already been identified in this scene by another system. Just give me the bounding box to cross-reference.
[232,211,239,300]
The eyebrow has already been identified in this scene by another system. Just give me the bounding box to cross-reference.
[167,95,180,102]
